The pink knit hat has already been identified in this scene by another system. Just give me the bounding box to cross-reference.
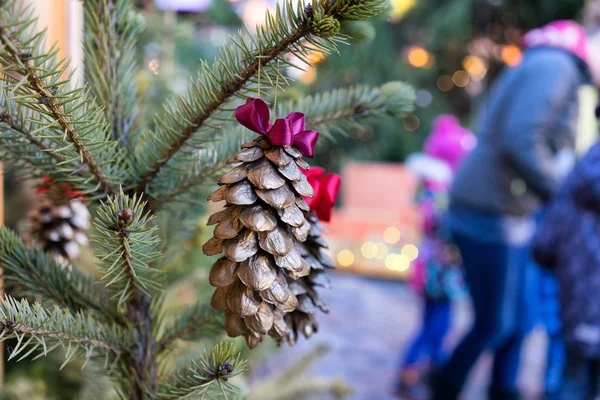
[423,114,476,172]
[523,20,589,65]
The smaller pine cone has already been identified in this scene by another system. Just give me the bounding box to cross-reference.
[204,136,316,348]
[285,211,335,345]
[28,198,91,263]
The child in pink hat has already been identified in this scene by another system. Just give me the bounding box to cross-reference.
[396,115,475,399]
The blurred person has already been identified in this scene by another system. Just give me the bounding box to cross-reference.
[532,141,600,400]
[432,17,600,400]
[396,115,475,399]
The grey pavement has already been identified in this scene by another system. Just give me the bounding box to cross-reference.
[257,273,547,400]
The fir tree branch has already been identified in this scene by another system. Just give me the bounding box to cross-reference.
[0,0,121,196]
[0,227,126,326]
[84,0,144,146]
[283,81,415,138]
[155,342,246,399]
[156,301,223,354]
[153,81,414,206]
[133,0,387,193]
[0,296,131,365]
[92,190,161,304]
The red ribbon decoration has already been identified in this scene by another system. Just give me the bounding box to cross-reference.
[302,167,342,222]
[235,98,319,157]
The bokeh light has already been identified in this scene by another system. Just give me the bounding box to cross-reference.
[403,114,420,131]
[337,249,355,267]
[437,75,453,92]
[243,0,270,27]
[299,68,317,84]
[407,46,430,68]
[462,55,488,81]
[501,44,522,66]
[375,243,389,259]
[361,242,377,259]
[385,253,410,271]
[383,227,401,244]
[452,70,470,87]
[389,0,416,22]
[148,59,160,75]
[401,244,419,261]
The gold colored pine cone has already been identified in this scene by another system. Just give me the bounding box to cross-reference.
[203,136,316,348]
[284,211,334,345]
[28,198,91,263]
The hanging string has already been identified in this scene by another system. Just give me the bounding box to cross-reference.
[257,58,261,99]
[272,59,280,124]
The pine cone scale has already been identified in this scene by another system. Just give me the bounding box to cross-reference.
[237,253,277,291]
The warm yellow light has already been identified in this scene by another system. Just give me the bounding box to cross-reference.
[375,243,389,260]
[383,227,401,244]
[394,254,410,272]
[402,244,419,261]
[337,249,355,267]
[501,44,522,66]
[361,242,377,259]
[407,46,430,68]
[389,0,416,21]
[385,253,410,271]
[385,253,397,270]
[452,70,470,87]
[307,51,326,64]
[148,59,160,75]
[462,55,487,81]
[437,75,453,92]
[299,68,317,85]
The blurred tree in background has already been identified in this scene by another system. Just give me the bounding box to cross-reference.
[305,0,585,171]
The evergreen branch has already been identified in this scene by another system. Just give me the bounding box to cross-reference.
[284,81,415,137]
[153,81,414,206]
[0,0,121,196]
[0,90,92,186]
[133,0,387,193]
[157,301,223,354]
[92,190,161,304]
[84,0,144,146]
[0,296,131,365]
[155,342,246,399]
[0,227,126,325]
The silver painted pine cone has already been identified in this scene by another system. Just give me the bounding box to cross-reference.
[204,136,315,348]
[285,211,334,345]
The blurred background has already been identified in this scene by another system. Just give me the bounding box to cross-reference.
[1,0,589,399]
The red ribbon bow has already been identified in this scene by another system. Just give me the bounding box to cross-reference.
[302,167,342,222]
[235,98,319,158]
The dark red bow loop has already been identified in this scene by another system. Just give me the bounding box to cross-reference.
[302,167,342,222]
[235,98,319,158]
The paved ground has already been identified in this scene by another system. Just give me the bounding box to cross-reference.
[257,273,547,400]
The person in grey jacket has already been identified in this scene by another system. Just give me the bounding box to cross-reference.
[432,19,600,400]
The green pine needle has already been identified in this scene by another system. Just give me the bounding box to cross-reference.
[92,190,162,303]
[0,295,131,367]
[0,0,123,197]
[0,227,123,324]
[155,342,246,399]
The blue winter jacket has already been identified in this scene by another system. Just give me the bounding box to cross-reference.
[533,143,600,358]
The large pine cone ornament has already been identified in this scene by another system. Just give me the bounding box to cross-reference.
[285,168,341,345]
[203,98,320,348]
[26,177,90,262]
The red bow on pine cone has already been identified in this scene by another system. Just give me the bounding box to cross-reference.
[302,167,341,222]
[235,98,319,157]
